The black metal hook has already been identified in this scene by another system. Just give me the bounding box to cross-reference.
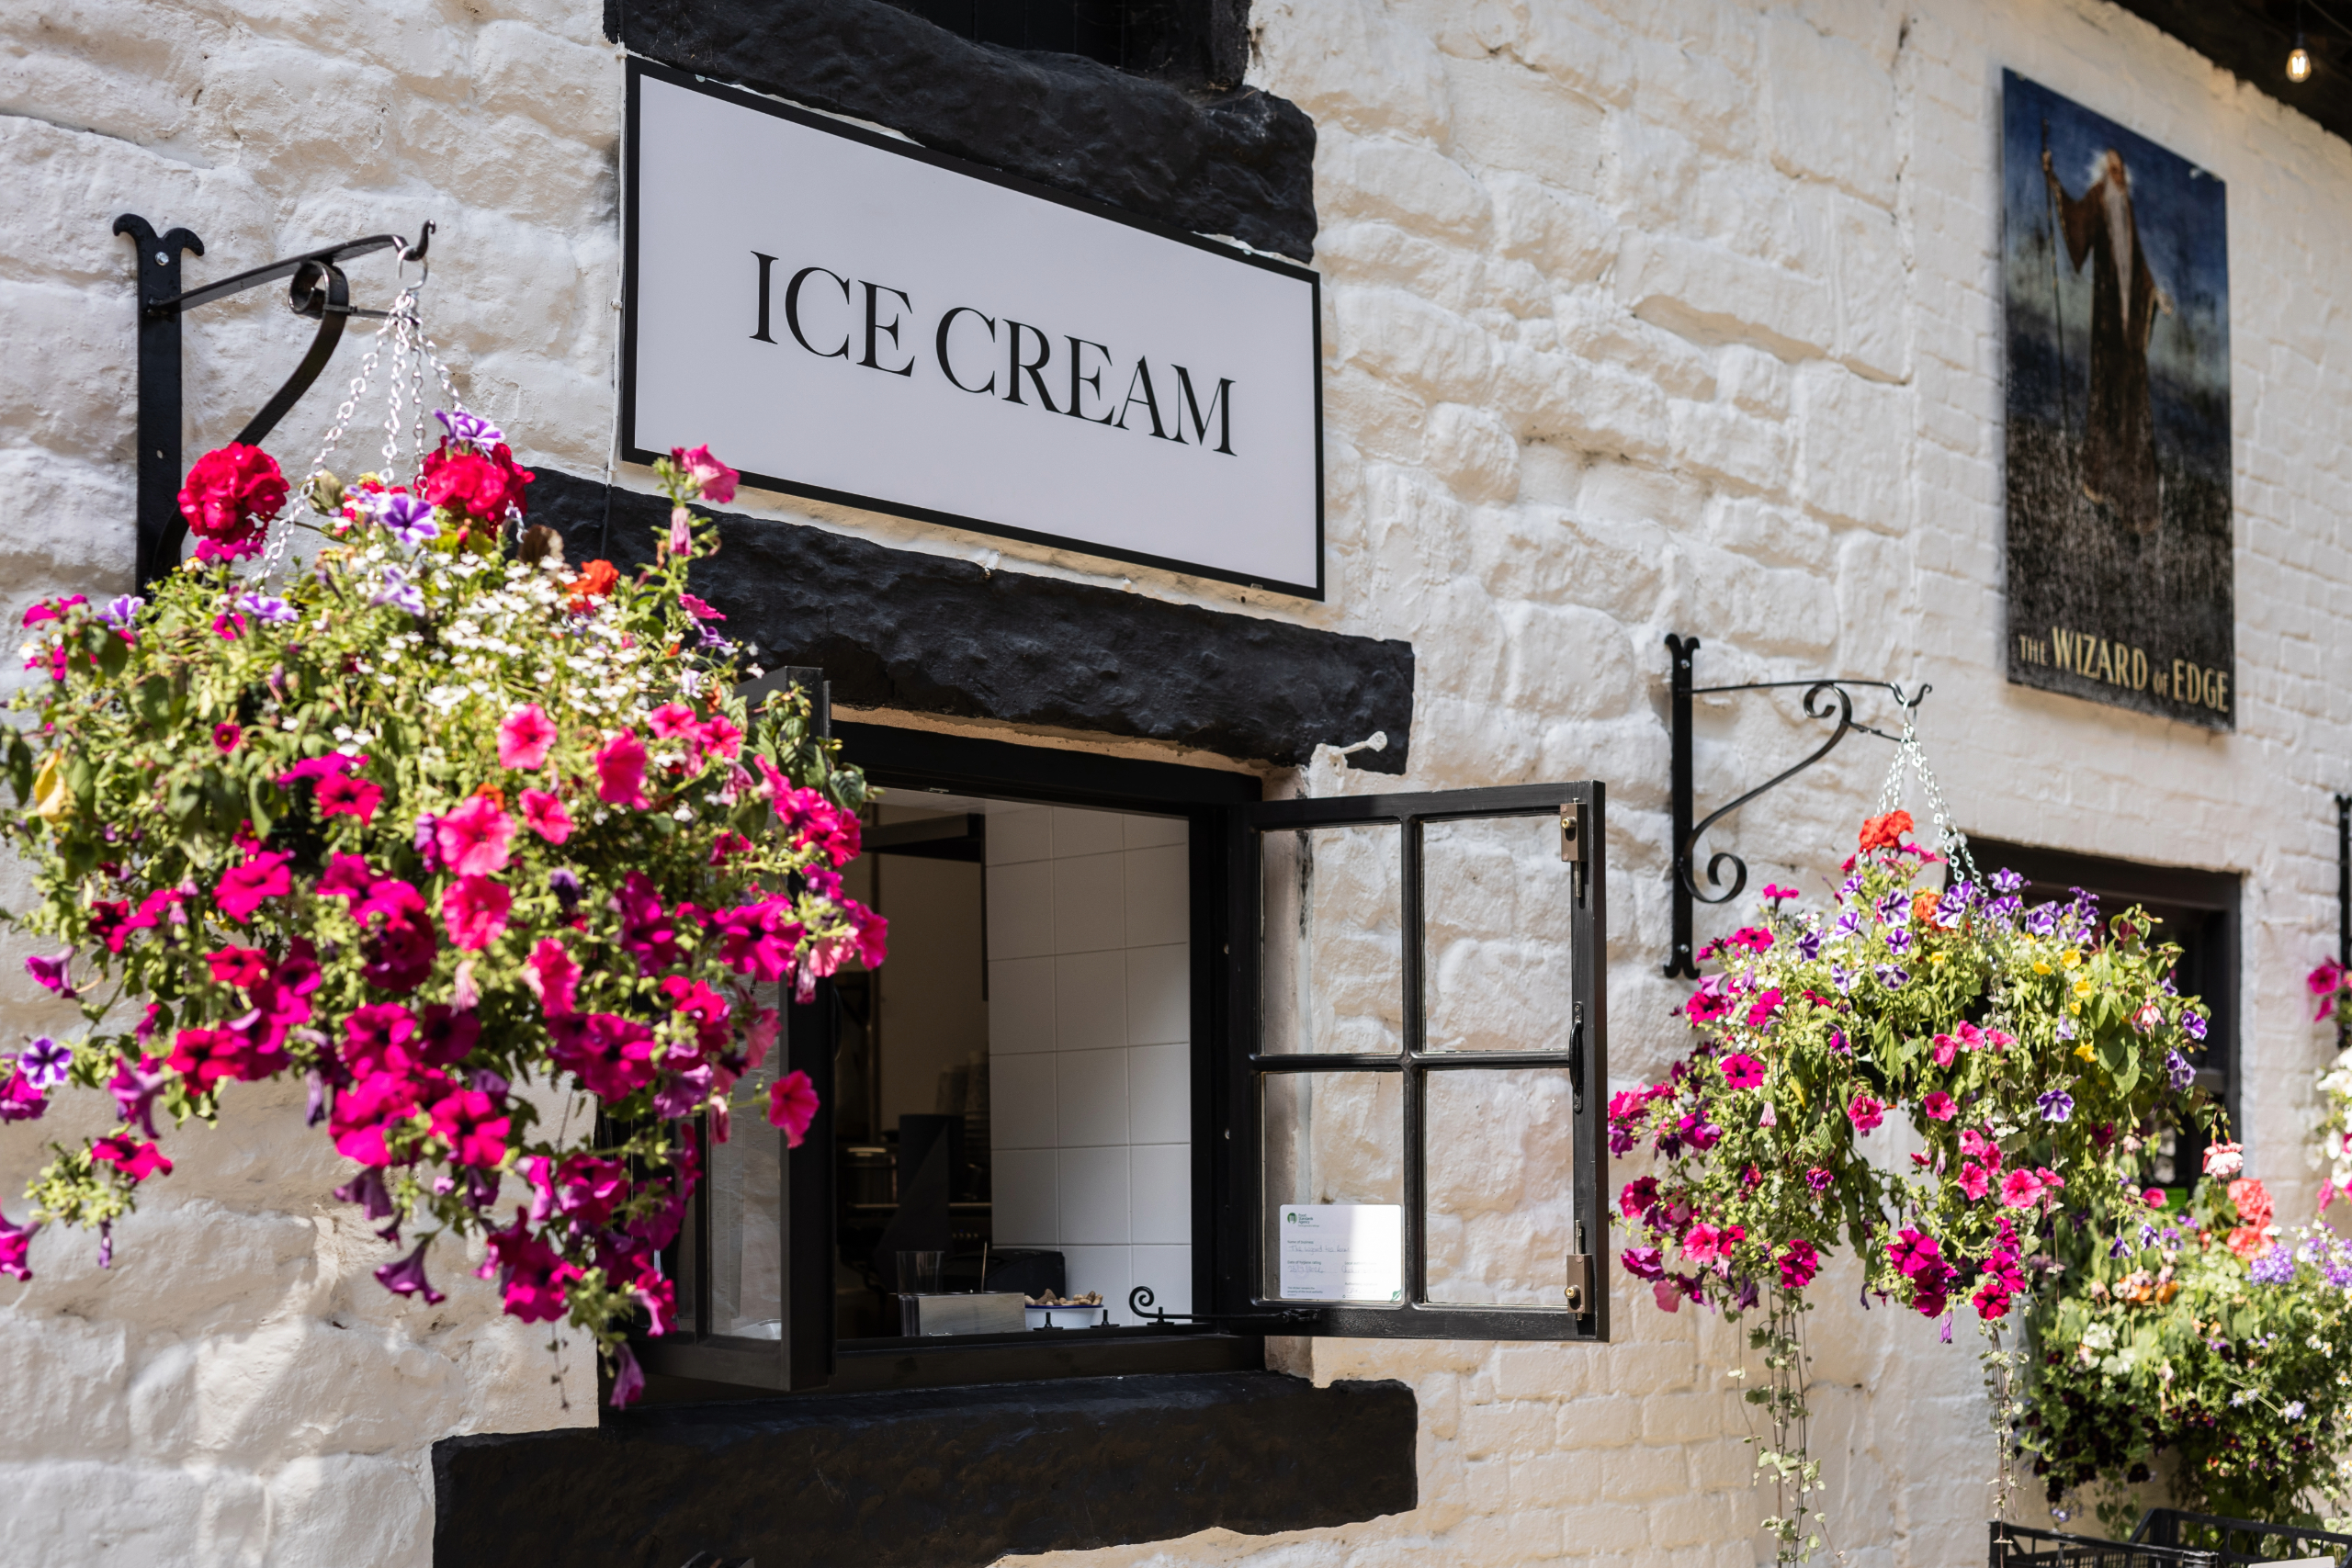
[1663,633,1928,978]
[113,215,431,590]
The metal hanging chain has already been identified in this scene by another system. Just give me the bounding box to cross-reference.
[1874,705,1982,887]
[253,244,482,584]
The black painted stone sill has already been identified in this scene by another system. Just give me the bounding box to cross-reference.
[531,468,1413,773]
[432,1370,1418,1568]
[604,0,1316,260]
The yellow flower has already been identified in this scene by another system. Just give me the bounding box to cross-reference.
[2075,1043,2096,1063]
[28,750,69,822]
[2061,949,2084,969]
[1929,953,1949,965]
[2033,959,2052,975]
[2074,977,2094,997]
[2069,1001,2083,1016]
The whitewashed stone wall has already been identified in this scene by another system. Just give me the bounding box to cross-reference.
[2,0,2349,1563]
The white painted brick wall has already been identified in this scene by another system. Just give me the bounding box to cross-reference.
[2,0,2348,1562]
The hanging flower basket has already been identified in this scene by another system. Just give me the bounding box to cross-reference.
[1611,732,2220,1562]
[0,278,879,1402]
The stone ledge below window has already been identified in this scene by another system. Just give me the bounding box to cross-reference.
[430,1370,1418,1567]
[531,468,1414,773]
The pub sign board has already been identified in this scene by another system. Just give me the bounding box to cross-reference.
[2000,71,2233,729]
[622,61,1326,599]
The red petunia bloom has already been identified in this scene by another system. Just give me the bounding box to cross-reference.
[594,729,650,809]
[90,1134,172,1183]
[315,772,383,825]
[441,874,513,952]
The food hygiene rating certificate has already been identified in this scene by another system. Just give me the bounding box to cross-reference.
[1277,1204,1403,1301]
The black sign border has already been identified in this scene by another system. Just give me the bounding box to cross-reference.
[621,57,1327,602]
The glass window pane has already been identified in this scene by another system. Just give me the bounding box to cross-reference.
[709,1051,785,1337]
[1260,1070,1403,1301]
[1423,1067,1578,1307]
[1421,814,1578,1053]
[1260,823,1402,1055]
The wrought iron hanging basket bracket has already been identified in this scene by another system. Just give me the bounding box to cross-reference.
[1663,632,1928,979]
[111,215,432,592]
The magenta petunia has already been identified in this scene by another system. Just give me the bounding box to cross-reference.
[519,788,572,845]
[523,937,579,1017]
[1719,1053,1766,1090]
[1923,1090,1958,1122]
[440,874,513,952]
[316,772,383,825]
[594,728,651,809]
[497,705,558,771]
[24,951,75,998]
[1846,1094,1885,1134]
[767,1069,820,1147]
[436,794,515,877]
[0,1205,37,1280]
[90,1134,172,1183]
[215,850,293,923]
[431,1088,510,1168]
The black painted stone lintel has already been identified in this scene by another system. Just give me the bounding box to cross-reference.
[531,468,1412,773]
[603,0,1317,261]
[431,1371,1418,1568]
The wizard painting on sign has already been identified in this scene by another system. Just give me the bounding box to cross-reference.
[2002,71,2233,728]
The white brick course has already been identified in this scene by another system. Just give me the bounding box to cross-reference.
[3,0,2349,1562]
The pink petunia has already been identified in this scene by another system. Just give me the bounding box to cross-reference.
[441,874,514,952]
[1847,1094,1885,1134]
[697,714,744,761]
[519,787,572,845]
[498,705,558,771]
[1776,1236,1820,1290]
[430,1088,511,1168]
[91,1134,173,1183]
[316,772,383,825]
[1999,1168,2045,1210]
[672,444,739,504]
[522,937,579,1017]
[1957,1162,1993,1201]
[594,729,650,809]
[648,703,699,741]
[1923,1090,1957,1122]
[1720,1053,1766,1090]
[1930,1033,1959,1067]
[436,793,514,876]
[767,1069,820,1147]
[846,899,889,968]
[216,850,293,923]
[213,721,242,754]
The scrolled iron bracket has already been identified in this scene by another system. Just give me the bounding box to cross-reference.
[1663,632,1927,979]
[1126,1286,1315,1327]
[112,216,433,591]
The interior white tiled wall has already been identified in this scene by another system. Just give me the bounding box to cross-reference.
[985,806,1191,1325]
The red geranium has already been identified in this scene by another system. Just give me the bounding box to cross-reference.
[420,440,534,523]
[177,444,288,562]
[1857,809,1915,853]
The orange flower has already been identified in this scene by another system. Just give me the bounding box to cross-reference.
[1910,890,1941,926]
[1858,810,1915,853]
[566,559,618,612]
[473,783,508,810]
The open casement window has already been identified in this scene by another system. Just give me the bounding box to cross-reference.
[1210,784,1610,1342]
[632,711,1613,1399]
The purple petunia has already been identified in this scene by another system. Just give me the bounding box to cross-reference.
[1875,964,1909,989]
[100,594,143,629]
[435,408,504,449]
[1990,868,2025,895]
[24,952,75,999]
[372,492,439,546]
[2037,1089,2074,1123]
[17,1036,70,1091]
[374,1238,447,1303]
[2166,1051,2195,1091]
[2182,1011,2208,1042]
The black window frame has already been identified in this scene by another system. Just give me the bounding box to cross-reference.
[1211,786,1611,1342]
[633,715,1612,1403]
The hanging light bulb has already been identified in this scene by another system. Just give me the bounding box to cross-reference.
[2290,0,2313,82]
